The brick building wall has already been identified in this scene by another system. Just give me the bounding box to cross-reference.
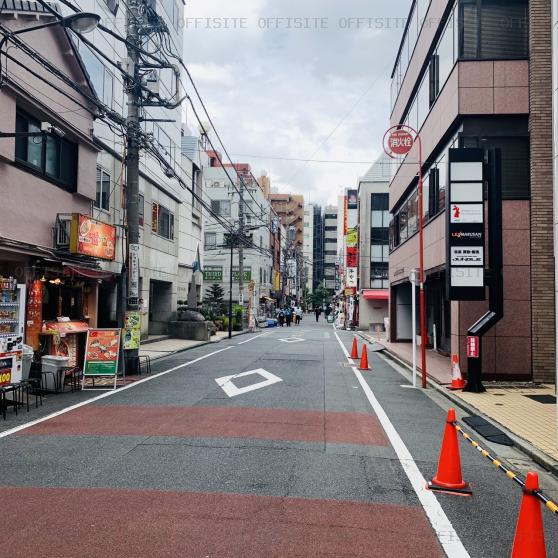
[529,0,555,383]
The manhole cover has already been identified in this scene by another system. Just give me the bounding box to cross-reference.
[524,394,557,405]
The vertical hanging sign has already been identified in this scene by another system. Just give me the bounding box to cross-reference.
[447,149,486,301]
[129,243,140,305]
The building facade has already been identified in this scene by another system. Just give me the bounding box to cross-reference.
[323,205,339,293]
[388,0,553,382]
[303,203,315,295]
[312,204,324,291]
[554,0,558,387]
[202,159,272,305]
[358,155,391,331]
[71,0,186,338]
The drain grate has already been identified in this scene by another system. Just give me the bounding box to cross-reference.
[462,415,513,446]
[524,394,557,405]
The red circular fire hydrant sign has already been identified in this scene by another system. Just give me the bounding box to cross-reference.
[385,129,414,156]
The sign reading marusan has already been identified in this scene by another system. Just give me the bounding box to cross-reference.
[447,149,486,301]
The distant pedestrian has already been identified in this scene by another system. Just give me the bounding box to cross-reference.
[278,309,285,327]
[285,307,293,327]
[315,307,321,322]
[295,306,302,325]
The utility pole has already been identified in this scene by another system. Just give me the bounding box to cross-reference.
[123,0,143,370]
[238,177,245,306]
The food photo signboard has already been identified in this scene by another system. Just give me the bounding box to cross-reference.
[83,329,121,380]
[70,214,117,261]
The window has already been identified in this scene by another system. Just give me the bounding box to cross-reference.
[324,226,337,231]
[192,167,202,212]
[78,43,114,109]
[459,0,528,60]
[371,263,389,289]
[211,199,231,216]
[428,168,440,217]
[205,232,217,248]
[152,203,174,240]
[324,238,337,244]
[15,110,77,192]
[138,195,145,226]
[95,166,111,211]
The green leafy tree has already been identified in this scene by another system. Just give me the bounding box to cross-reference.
[312,284,329,308]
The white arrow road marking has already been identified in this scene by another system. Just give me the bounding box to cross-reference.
[215,368,283,397]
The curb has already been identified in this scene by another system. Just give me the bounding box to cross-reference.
[356,333,558,477]
[141,329,252,364]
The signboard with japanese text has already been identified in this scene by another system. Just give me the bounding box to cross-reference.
[385,129,414,156]
[83,329,120,376]
[467,336,480,358]
[203,266,223,282]
[129,243,140,299]
[346,267,358,288]
[232,267,251,281]
[123,311,141,351]
[70,215,116,261]
[347,190,358,209]
[346,228,358,248]
[447,149,485,301]
[346,247,358,268]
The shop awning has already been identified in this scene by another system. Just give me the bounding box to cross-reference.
[62,263,116,280]
[362,289,389,301]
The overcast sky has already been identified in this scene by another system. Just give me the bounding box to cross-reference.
[183,0,410,206]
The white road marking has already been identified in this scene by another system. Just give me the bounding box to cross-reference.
[215,368,283,397]
[278,337,304,343]
[237,332,271,345]
[0,347,233,440]
[333,331,470,558]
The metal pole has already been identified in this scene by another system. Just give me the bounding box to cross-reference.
[228,241,233,339]
[238,178,245,307]
[417,136,427,388]
[123,0,142,371]
[412,272,417,388]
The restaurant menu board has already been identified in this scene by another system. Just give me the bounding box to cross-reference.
[83,329,120,376]
[123,311,141,350]
[26,280,43,350]
[447,149,486,301]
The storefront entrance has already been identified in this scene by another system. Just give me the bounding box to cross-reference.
[149,280,173,335]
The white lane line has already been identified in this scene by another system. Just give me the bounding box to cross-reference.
[0,346,233,440]
[237,332,271,345]
[333,331,470,558]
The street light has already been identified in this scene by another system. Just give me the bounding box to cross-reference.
[0,12,100,53]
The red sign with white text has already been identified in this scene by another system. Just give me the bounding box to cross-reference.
[387,129,414,156]
[467,336,480,358]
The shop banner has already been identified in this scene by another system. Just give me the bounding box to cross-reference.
[203,266,223,282]
[129,243,140,300]
[84,329,120,376]
[346,228,358,248]
[274,271,281,291]
[123,311,141,350]
[26,280,43,350]
[347,189,358,209]
[233,267,251,281]
[346,247,358,268]
[70,214,116,261]
[346,267,358,288]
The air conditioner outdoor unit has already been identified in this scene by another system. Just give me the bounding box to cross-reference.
[54,215,72,248]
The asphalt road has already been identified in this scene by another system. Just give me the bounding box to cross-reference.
[1,319,558,557]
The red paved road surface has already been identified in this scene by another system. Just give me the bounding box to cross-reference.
[0,487,444,558]
[21,405,390,446]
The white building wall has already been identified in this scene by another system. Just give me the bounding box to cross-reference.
[202,167,272,305]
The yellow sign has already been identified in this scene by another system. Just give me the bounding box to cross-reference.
[346,228,358,248]
[274,271,280,291]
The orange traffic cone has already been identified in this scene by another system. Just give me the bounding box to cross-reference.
[427,408,472,495]
[449,354,465,390]
[351,337,359,359]
[511,472,547,558]
[359,344,370,371]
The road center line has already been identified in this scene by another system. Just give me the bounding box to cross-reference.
[237,332,271,345]
[0,346,233,440]
[333,331,470,558]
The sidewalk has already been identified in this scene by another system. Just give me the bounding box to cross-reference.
[139,330,247,362]
[358,331,558,471]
